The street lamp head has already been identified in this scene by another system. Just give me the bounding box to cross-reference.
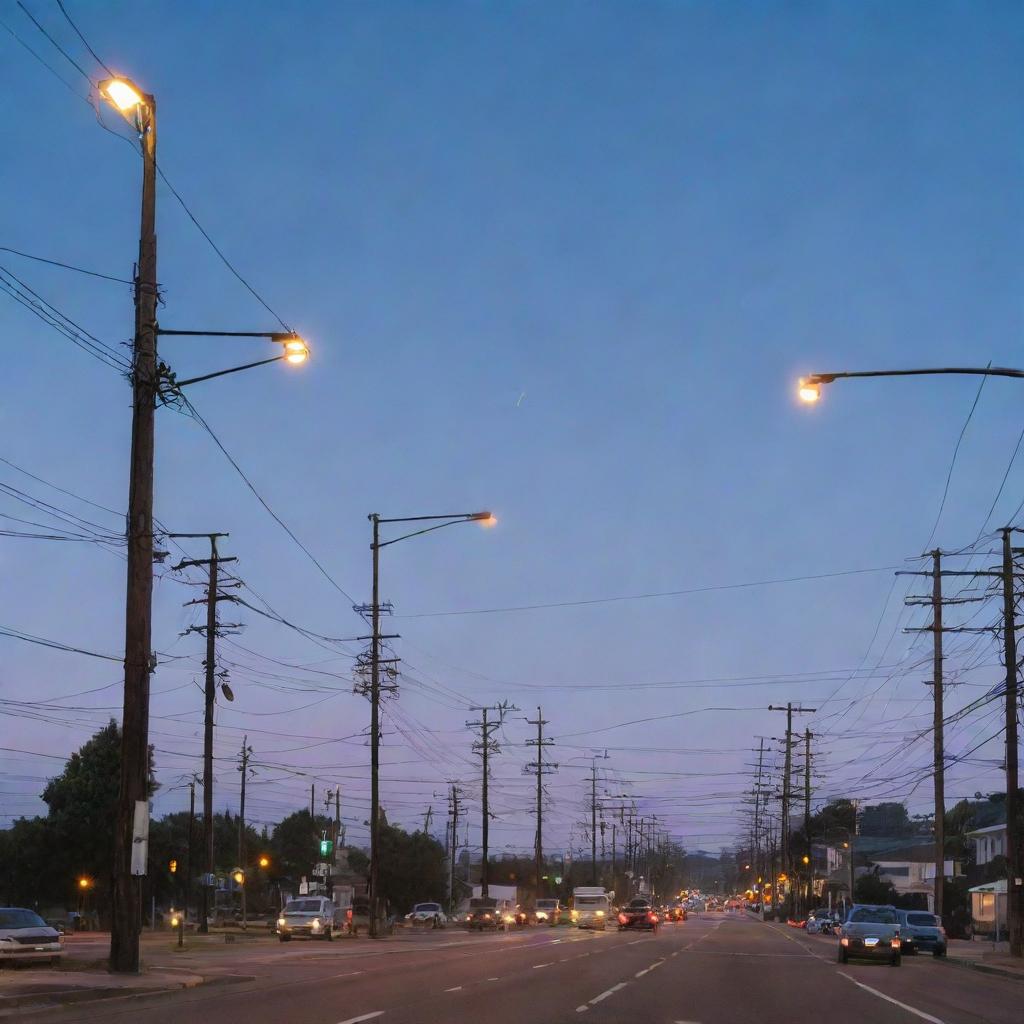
[78,876,91,889]
[99,77,145,113]
[797,377,821,403]
[471,511,497,527]
[281,335,309,365]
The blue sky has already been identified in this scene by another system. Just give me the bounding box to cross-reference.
[1,1,1022,857]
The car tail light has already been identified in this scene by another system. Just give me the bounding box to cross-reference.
[891,938,901,949]
[618,914,628,925]
[840,937,849,946]
[648,912,658,922]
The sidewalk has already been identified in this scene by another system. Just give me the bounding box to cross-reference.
[0,964,220,1017]
[942,938,1024,981]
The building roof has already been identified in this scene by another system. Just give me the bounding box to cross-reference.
[968,879,1007,893]
[965,823,1007,838]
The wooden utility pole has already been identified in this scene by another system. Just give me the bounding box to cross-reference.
[111,86,158,976]
[1002,528,1023,957]
[931,550,945,920]
[447,784,464,915]
[423,806,433,834]
[238,736,251,929]
[526,707,556,896]
[591,761,598,885]
[185,778,195,928]
[467,702,517,896]
[804,729,812,911]
[171,534,236,935]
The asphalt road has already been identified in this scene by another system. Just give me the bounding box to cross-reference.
[48,912,1023,1024]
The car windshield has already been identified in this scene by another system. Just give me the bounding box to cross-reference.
[537,900,558,909]
[469,899,496,910]
[575,896,606,907]
[0,909,47,929]
[284,900,323,913]
[850,908,897,924]
[414,904,440,912]
[907,913,938,926]
[628,900,651,909]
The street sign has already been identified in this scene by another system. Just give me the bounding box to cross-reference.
[130,800,149,876]
[312,862,330,878]
[201,872,217,887]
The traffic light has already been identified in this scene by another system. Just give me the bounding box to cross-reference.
[319,838,333,858]
[232,869,245,886]
[169,859,178,874]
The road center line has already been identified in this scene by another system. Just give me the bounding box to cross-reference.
[590,981,628,1005]
[836,971,947,1024]
[444,985,463,992]
[533,962,553,969]
[336,1014,384,1024]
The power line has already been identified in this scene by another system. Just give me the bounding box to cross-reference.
[0,247,132,284]
[397,565,902,618]
[54,0,114,77]
[15,0,91,82]
[178,394,359,609]
[0,14,88,101]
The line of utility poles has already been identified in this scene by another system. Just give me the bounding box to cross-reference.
[768,703,815,917]
[525,708,557,895]
[467,701,518,897]
[171,533,238,935]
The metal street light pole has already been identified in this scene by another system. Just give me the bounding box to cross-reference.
[366,510,495,936]
[797,366,1024,403]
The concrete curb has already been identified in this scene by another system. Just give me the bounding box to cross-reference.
[940,956,1024,983]
[0,971,254,1016]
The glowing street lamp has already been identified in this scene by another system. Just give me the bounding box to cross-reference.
[99,77,144,113]
[77,876,92,890]
[797,378,821,403]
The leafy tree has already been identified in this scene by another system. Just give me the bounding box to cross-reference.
[854,870,896,904]
[270,809,333,881]
[376,823,446,914]
[859,802,913,837]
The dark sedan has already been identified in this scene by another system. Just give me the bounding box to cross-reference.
[617,898,659,931]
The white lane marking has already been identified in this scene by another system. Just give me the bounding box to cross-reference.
[590,982,628,1005]
[836,972,947,1024]
[635,958,665,977]
[328,971,366,980]
[336,1014,384,1024]
[444,985,463,992]
[487,977,499,981]
[627,938,644,945]
[576,1006,589,1014]
[533,962,553,969]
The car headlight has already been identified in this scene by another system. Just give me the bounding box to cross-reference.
[170,915,180,928]
[311,918,321,930]
[596,910,605,917]
[536,912,547,920]
[277,917,286,928]
[840,937,849,946]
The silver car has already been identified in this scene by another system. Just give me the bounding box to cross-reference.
[895,909,947,956]
[276,896,345,942]
[0,907,64,965]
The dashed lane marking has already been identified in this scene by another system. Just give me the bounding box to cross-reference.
[444,985,463,992]
[336,1014,384,1024]
[532,962,553,969]
[590,982,628,1005]
[836,972,947,1024]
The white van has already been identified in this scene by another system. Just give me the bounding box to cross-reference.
[571,886,610,930]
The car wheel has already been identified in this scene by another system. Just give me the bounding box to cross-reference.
[837,947,847,964]
[933,946,946,958]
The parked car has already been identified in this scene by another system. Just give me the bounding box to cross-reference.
[838,904,902,966]
[277,896,346,941]
[894,910,947,956]
[0,907,64,966]
[405,902,447,928]
[617,898,659,932]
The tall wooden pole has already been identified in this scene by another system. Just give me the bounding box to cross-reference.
[1001,529,1022,957]
[111,90,157,975]
[931,550,945,920]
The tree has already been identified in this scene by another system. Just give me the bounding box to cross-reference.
[859,802,912,837]
[270,810,333,882]
[854,870,896,905]
[375,823,446,914]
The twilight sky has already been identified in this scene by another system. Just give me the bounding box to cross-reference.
[2,0,1022,861]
